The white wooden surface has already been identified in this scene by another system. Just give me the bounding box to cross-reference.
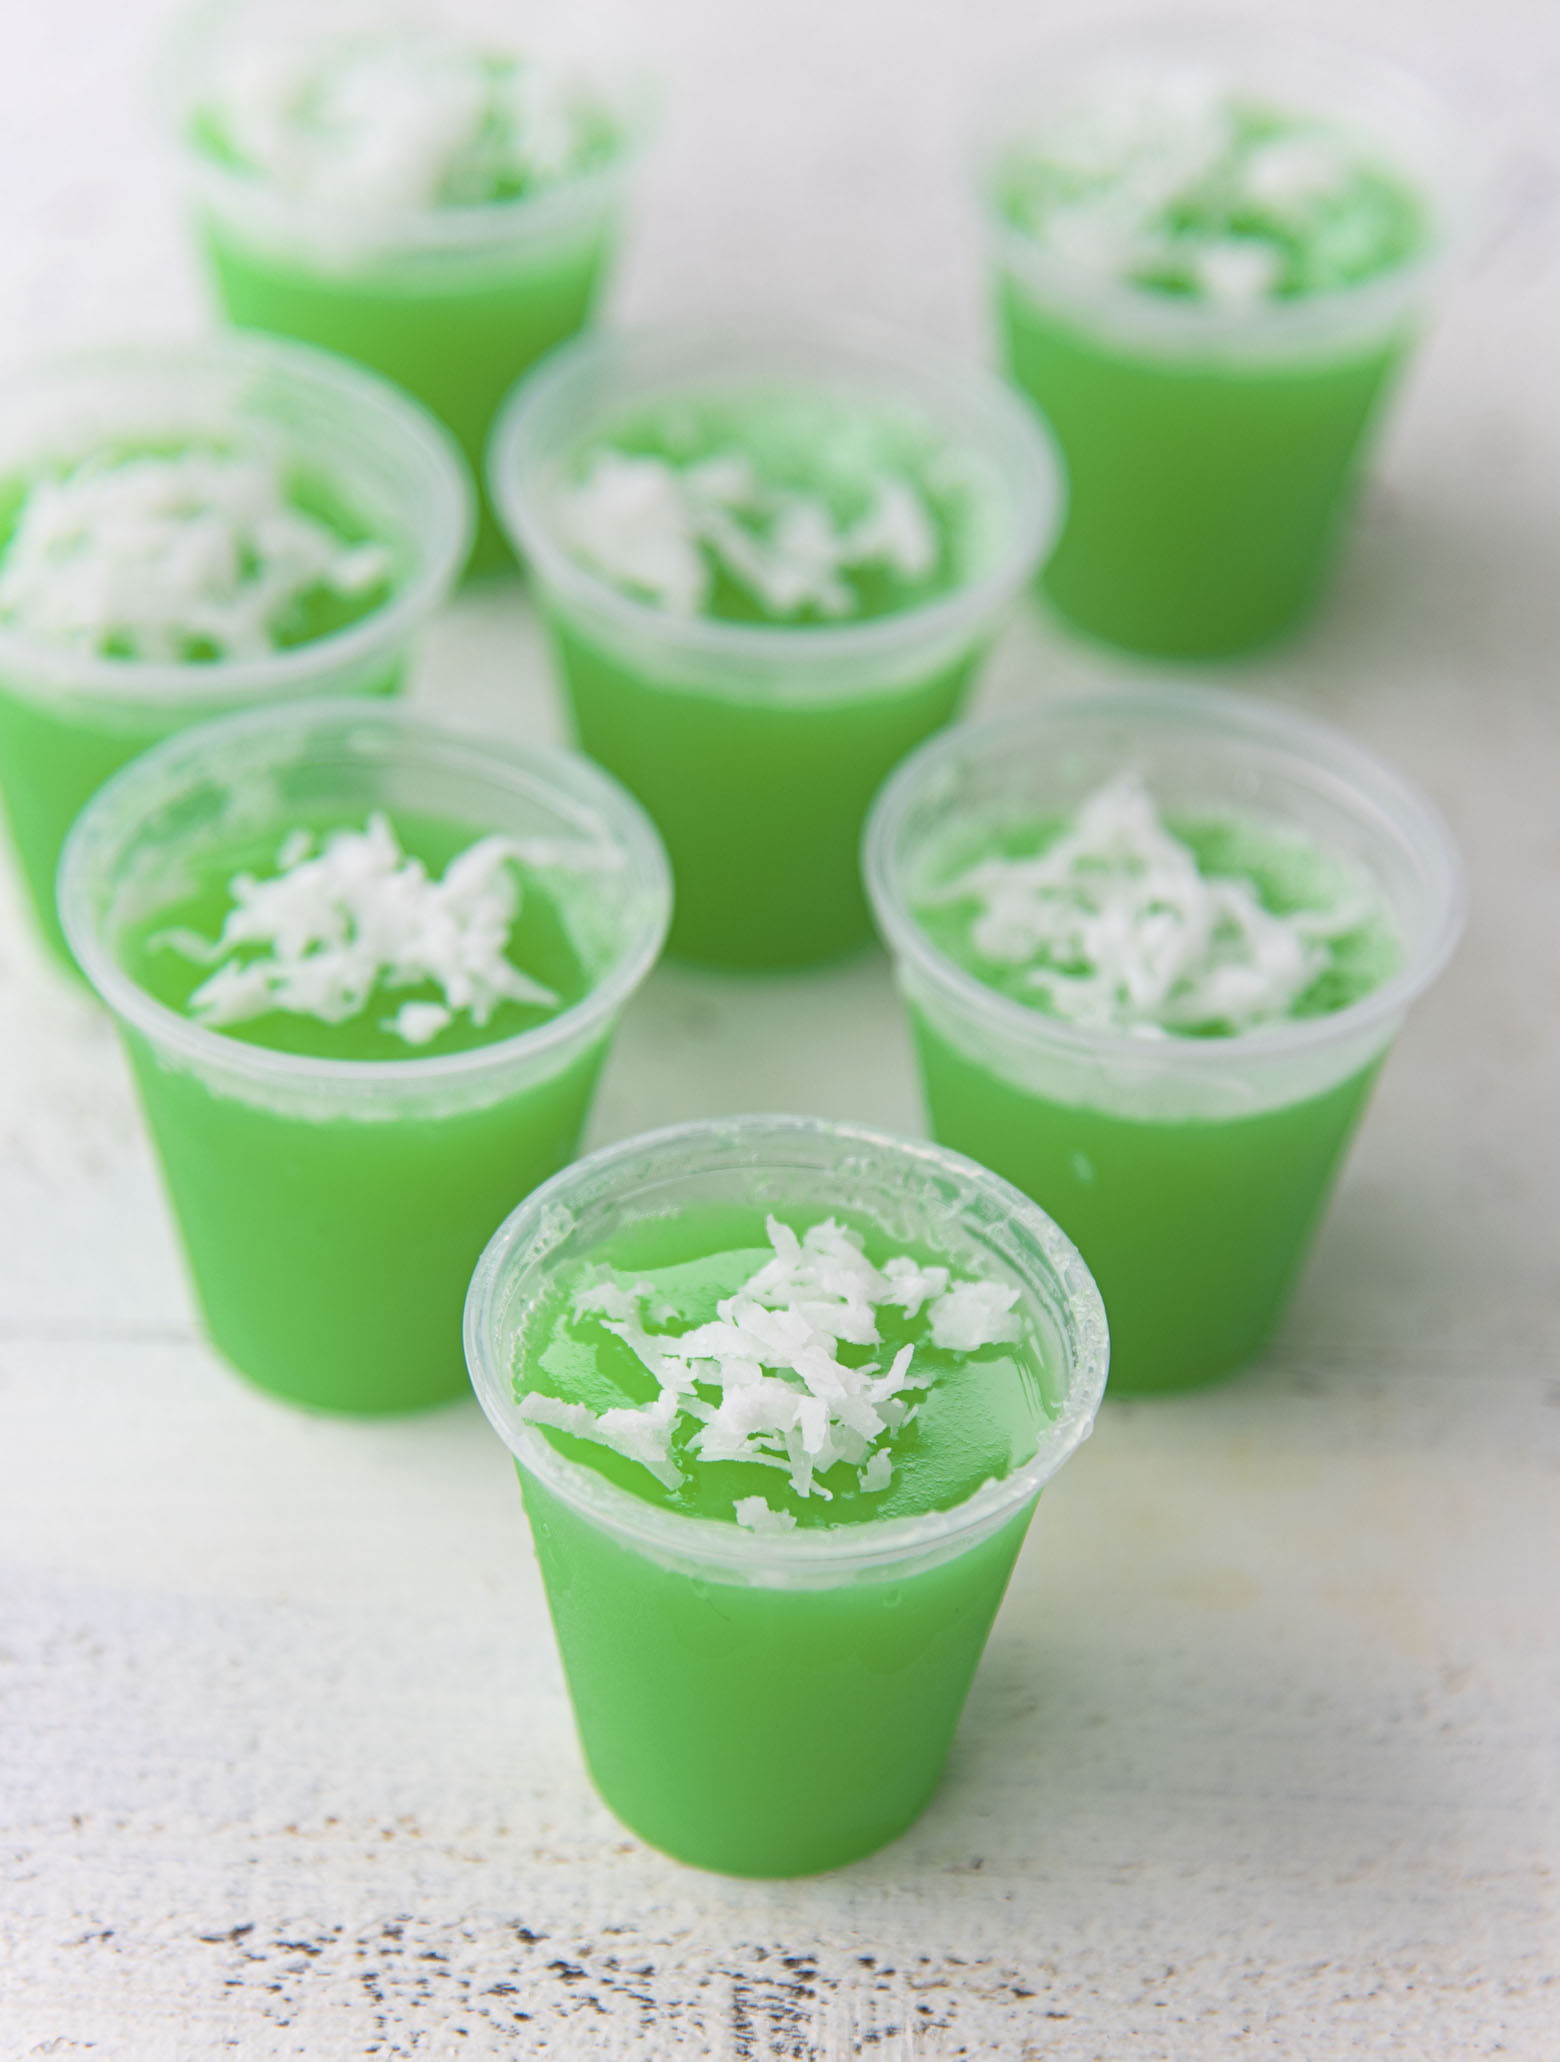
[2,1,1558,2055]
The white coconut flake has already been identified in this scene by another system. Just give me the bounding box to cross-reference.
[553,446,940,621]
[152,812,567,1042]
[552,1214,1025,1521]
[0,449,391,663]
[930,771,1368,1036]
[518,1389,681,1490]
[1194,238,1281,306]
[383,1000,452,1046]
[1241,133,1351,213]
[733,1496,798,1535]
[928,1281,1021,1354]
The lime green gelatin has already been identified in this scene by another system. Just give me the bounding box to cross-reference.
[1001,290,1409,657]
[117,813,603,1413]
[0,456,398,970]
[910,1014,1383,1393]
[185,35,632,575]
[908,811,1399,1392]
[200,227,610,575]
[515,1204,1052,1874]
[992,103,1431,655]
[544,395,990,967]
[552,611,981,967]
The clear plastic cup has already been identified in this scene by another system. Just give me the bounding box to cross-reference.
[976,18,1471,657]
[465,1113,1107,1877]
[163,0,654,573]
[489,319,1067,969]
[864,684,1465,1395]
[0,334,471,971]
[59,699,670,1416]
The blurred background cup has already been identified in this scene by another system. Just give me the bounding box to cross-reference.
[163,0,654,574]
[60,699,670,1415]
[0,334,470,971]
[976,18,1470,658]
[864,684,1465,1395]
[465,1113,1108,1878]
[490,320,1065,970]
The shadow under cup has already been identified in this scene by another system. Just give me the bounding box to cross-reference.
[59,702,670,1415]
[464,1115,1108,1878]
[864,686,1466,1395]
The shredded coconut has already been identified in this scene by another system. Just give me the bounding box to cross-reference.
[930,771,1368,1037]
[152,812,571,1042]
[859,1450,894,1495]
[553,445,940,619]
[200,33,616,215]
[524,1215,1023,1520]
[0,448,390,663]
[1001,67,1417,302]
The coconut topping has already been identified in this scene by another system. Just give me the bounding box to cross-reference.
[553,446,940,619]
[152,813,571,1043]
[521,1215,1023,1519]
[931,772,1368,1037]
[200,32,615,216]
[1000,66,1414,304]
[0,449,390,663]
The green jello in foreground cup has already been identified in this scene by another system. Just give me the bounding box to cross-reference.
[864,685,1464,1395]
[465,1115,1107,1877]
[165,0,650,574]
[489,322,1064,969]
[59,701,670,1414]
[978,21,1467,657]
[0,336,470,971]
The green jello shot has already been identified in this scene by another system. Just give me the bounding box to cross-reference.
[489,323,1064,969]
[978,22,1467,656]
[59,701,670,1415]
[166,0,651,573]
[465,1115,1107,1877]
[0,336,470,971]
[865,685,1464,1395]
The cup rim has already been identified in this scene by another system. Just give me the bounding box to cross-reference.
[973,13,1475,357]
[862,681,1468,1067]
[464,1112,1110,1579]
[58,697,672,1091]
[486,314,1068,672]
[0,334,473,705]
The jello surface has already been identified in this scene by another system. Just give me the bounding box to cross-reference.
[994,73,1429,306]
[122,809,596,1061]
[549,393,982,625]
[0,445,393,664]
[908,772,1400,1039]
[189,29,624,216]
[516,1204,1053,1531]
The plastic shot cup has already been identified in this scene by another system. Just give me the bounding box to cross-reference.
[488,322,1066,970]
[864,684,1465,1396]
[164,0,653,574]
[976,19,1469,658]
[0,335,470,972]
[465,1114,1107,1877]
[59,700,670,1415]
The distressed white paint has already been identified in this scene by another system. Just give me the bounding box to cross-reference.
[2,0,1559,2055]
